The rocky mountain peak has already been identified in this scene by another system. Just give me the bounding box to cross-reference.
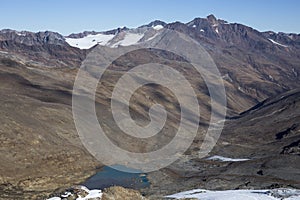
[148,20,167,27]
[36,31,65,44]
[139,20,167,29]
[207,14,217,24]
[0,29,65,46]
[67,31,101,38]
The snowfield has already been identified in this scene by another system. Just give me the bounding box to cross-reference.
[65,33,114,49]
[166,188,300,200]
[65,32,145,49]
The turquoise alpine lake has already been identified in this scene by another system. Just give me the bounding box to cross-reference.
[82,165,150,190]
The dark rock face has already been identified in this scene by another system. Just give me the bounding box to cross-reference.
[67,31,102,38]
[0,29,65,46]
[67,27,129,39]
[0,29,86,67]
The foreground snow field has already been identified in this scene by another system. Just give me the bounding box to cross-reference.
[47,186,102,200]
[165,188,300,200]
[47,187,300,200]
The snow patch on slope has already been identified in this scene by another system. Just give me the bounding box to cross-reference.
[65,34,115,49]
[207,155,250,162]
[147,32,161,41]
[47,198,61,200]
[16,32,27,36]
[47,189,102,200]
[152,25,164,30]
[268,38,288,48]
[111,32,144,47]
[78,189,102,200]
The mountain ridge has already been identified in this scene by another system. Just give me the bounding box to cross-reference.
[1,15,299,116]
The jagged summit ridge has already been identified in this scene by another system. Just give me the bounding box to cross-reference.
[1,15,299,51]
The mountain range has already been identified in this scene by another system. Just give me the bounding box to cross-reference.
[0,15,299,199]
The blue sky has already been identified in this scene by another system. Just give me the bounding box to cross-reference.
[1,0,299,35]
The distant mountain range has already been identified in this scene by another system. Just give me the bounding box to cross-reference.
[0,15,299,199]
[1,14,300,115]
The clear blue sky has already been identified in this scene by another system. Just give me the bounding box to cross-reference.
[1,0,299,35]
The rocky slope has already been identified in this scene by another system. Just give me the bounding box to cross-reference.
[144,88,300,196]
[0,53,99,199]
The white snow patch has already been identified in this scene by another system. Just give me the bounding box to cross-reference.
[166,188,300,200]
[16,32,26,36]
[65,33,115,49]
[61,192,72,198]
[111,33,144,47]
[268,38,288,48]
[77,189,102,200]
[200,29,205,32]
[146,32,161,41]
[0,50,9,54]
[238,86,245,93]
[192,24,197,28]
[47,189,102,200]
[207,155,250,162]
[152,25,164,30]
[215,27,219,34]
